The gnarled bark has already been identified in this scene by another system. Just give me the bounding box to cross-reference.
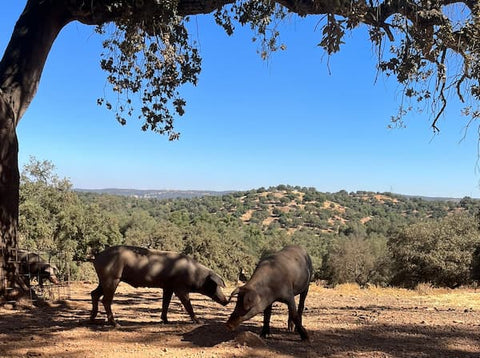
[0,0,72,298]
[0,93,21,298]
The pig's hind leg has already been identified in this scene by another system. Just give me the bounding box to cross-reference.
[101,278,121,327]
[287,296,309,341]
[288,288,309,332]
[297,288,308,324]
[90,284,104,321]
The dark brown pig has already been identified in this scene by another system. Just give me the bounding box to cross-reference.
[226,245,312,341]
[17,250,60,288]
[90,245,229,326]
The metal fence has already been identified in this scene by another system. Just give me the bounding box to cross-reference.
[3,248,71,303]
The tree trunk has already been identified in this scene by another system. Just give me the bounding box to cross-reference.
[0,94,22,298]
[0,0,72,299]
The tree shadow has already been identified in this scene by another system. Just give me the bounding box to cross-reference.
[181,321,480,358]
[1,286,479,358]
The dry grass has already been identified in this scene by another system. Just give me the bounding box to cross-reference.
[312,283,480,310]
[1,282,480,357]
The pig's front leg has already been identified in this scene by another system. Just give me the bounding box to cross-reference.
[176,290,200,323]
[161,289,174,323]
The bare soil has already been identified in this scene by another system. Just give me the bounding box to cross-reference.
[1,282,480,357]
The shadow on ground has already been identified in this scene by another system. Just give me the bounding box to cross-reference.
[0,285,479,358]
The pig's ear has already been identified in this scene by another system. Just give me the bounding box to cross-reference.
[209,273,226,288]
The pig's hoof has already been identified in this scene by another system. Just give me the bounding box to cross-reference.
[301,335,310,342]
[259,331,271,339]
[87,318,104,325]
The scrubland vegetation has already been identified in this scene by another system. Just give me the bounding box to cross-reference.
[19,158,480,289]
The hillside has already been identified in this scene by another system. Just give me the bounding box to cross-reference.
[137,186,476,235]
[21,182,480,288]
[77,185,478,235]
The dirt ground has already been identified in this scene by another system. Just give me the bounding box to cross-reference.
[0,282,480,357]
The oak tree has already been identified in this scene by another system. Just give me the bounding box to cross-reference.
[0,0,478,298]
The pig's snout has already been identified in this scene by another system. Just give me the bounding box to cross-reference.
[225,318,241,331]
[51,276,60,284]
[212,291,229,306]
[218,296,229,306]
[225,322,235,331]
[46,267,60,284]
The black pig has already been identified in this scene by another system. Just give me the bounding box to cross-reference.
[226,245,312,341]
[90,245,229,326]
[17,250,59,288]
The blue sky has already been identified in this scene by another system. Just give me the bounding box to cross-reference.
[1,3,479,198]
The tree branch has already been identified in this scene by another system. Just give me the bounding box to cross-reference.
[0,0,73,123]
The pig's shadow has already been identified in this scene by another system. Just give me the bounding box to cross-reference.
[182,323,252,347]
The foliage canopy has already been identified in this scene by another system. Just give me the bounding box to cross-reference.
[88,0,480,137]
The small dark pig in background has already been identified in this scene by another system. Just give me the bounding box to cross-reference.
[237,267,248,284]
[226,245,312,341]
[16,250,60,288]
[90,245,229,326]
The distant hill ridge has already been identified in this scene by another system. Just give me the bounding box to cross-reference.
[75,187,466,201]
[74,188,233,199]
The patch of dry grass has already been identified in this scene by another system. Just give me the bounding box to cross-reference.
[310,282,480,309]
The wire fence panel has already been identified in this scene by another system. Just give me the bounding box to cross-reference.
[2,248,71,303]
